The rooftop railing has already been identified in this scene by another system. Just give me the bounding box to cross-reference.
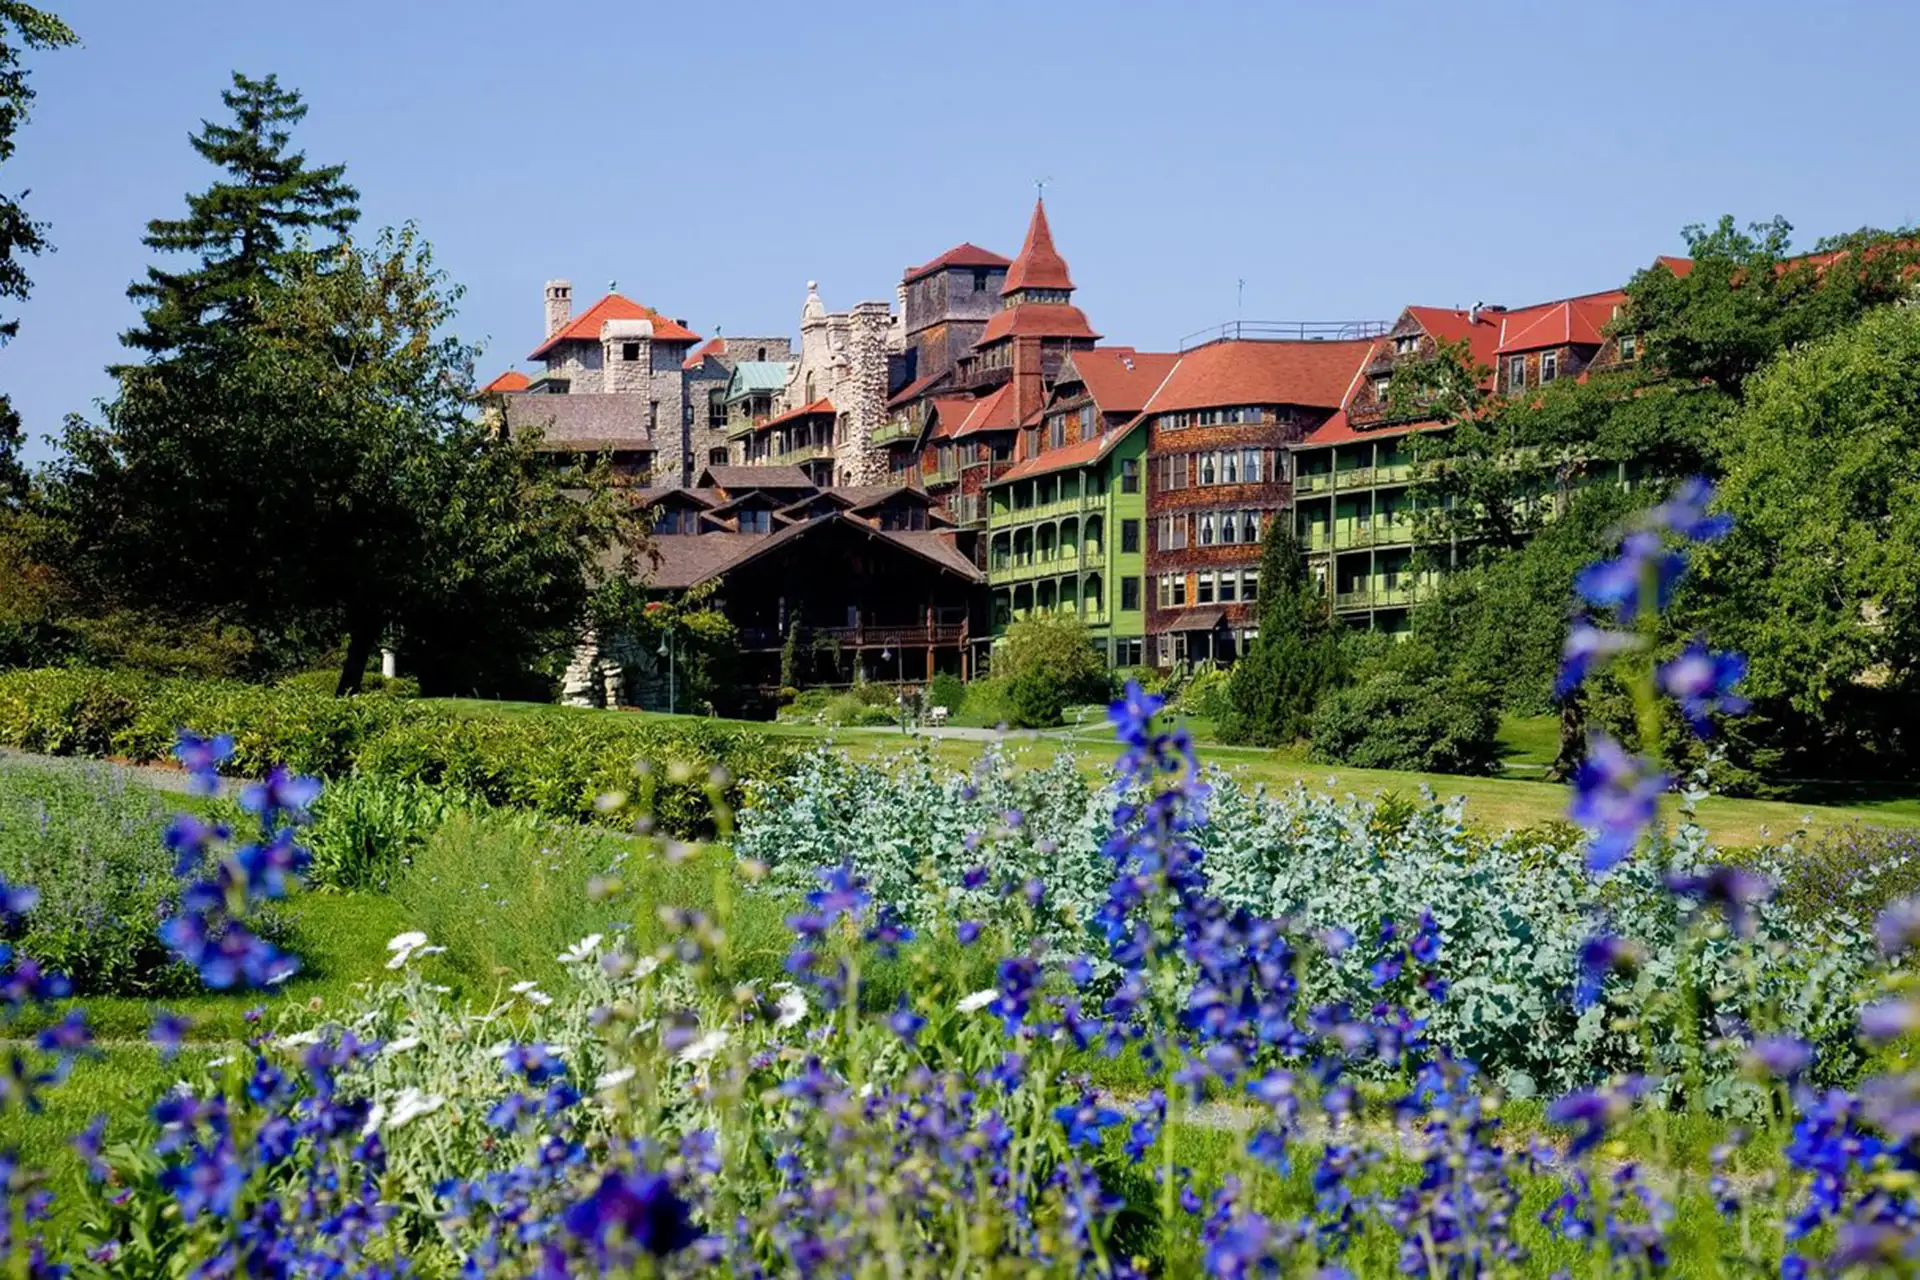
[1177,319,1391,351]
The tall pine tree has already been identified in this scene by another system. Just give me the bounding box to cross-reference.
[0,3,77,502]
[1218,517,1345,745]
[119,71,357,367]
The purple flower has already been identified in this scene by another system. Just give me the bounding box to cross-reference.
[1647,477,1732,543]
[162,815,229,877]
[806,861,870,922]
[1574,934,1642,1010]
[500,1042,568,1085]
[173,730,235,793]
[1875,896,1920,957]
[1053,1095,1124,1149]
[1858,997,1920,1042]
[35,1009,92,1056]
[1408,909,1441,964]
[1547,1078,1643,1157]
[1665,864,1774,938]
[961,865,989,890]
[1657,640,1749,737]
[1574,531,1685,622]
[0,875,39,923]
[956,920,982,946]
[1744,1035,1812,1080]
[239,765,321,824]
[561,1168,698,1261]
[1367,950,1403,988]
[886,999,926,1045]
[1570,733,1667,873]
[1556,621,1639,700]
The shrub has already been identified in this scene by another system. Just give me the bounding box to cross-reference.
[1309,642,1500,775]
[0,764,284,995]
[0,668,793,837]
[950,676,1016,729]
[926,672,967,717]
[1218,520,1344,745]
[993,615,1109,728]
[1170,665,1233,723]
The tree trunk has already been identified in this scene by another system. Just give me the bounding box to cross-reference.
[335,620,382,697]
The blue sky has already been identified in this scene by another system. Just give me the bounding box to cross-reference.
[9,0,1919,463]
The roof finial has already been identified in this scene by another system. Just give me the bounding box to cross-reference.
[608,279,618,294]
[1034,175,1051,201]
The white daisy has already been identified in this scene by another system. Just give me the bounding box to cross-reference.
[957,988,999,1013]
[675,1031,729,1064]
[557,934,605,965]
[774,988,809,1030]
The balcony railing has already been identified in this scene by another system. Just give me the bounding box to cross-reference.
[1332,582,1431,613]
[1295,473,1332,495]
[988,548,1097,584]
[737,623,966,652]
[870,419,920,447]
[773,440,834,467]
[997,493,1095,525]
[1337,466,1376,488]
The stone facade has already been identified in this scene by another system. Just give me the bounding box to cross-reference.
[768,283,893,485]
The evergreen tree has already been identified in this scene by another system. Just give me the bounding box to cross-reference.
[119,71,357,366]
[0,3,77,502]
[1218,519,1344,745]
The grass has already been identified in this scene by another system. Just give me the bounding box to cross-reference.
[426,696,1920,848]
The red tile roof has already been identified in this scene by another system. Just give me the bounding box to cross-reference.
[885,367,952,408]
[681,336,729,369]
[1403,306,1505,373]
[1139,339,1375,415]
[756,397,835,431]
[991,418,1143,485]
[951,385,1017,438]
[1001,199,1074,295]
[977,302,1100,345]
[1303,411,1448,447]
[1060,348,1180,415]
[530,293,701,359]
[904,242,1010,284]
[1654,255,1694,279]
[1495,291,1625,354]
[924,395,979,441]
[482,370,530,393]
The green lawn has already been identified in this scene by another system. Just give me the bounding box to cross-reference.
[425,696,1920,848]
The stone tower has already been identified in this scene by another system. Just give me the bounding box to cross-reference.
[544,280,573,338]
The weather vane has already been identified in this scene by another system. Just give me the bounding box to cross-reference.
[1034,175,1051,200]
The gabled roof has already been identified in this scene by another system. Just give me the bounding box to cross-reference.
[1138,339,1374,415]
[646,512,983,589]
[1402,306,1505,373]
[482,370,530,393]
[1303,411,1448,447]
[1002,199,1074,295]
[904,242,1010,285]
[529,293,701,359]
[977,302,1100,345]
[682,336,729,369]
[637,485,721,510]
[694,464,817,491]
[951,385,1018,438]
[1058,348,1181,415]
[703,489,789,518]
[989,418,1142,486]
[886,367,953,408]
[757,398,835,431]
[1495,291,1625,355]
[924,395,980,441]
[724,361,795,399]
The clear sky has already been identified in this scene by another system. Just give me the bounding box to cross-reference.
[8,0,1919,463]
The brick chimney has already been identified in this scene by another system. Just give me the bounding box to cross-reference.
[1011,334,1046,440]
[544,280,573,339]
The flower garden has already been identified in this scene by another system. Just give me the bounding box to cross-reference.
[3,482,1919,1277]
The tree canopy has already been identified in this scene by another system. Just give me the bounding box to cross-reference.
[1218,519,1343,745]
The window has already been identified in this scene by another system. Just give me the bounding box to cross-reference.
[1619,333,1638,361]
[1168,453,1188,490]
[622,342,641,362]
[972,268,991,292]
[708,448,728,466]
[1198,513,1216,546]
[756,346,768,361]
[1508,356,1526,391]
[1243,449,1263,483]
[1121,459,1139,493]
[1121,518,1140,554]
[1121,577,1140,611]
[737,510,770,534]
[707,391,727,432]
[1242,569,1259,602]
[1220,512,1237,545]
[1199,452,1217,485]
[1374,376,1391,401]
[1222,451,1240,484]
[1241,510,1260,543]
[1196,572,1215,605]
[1395,334,1419,356]
[1540,351,1559,384]
[1172,574,1187,606]
[1173,633,1189,663]
[1049,415,1066,449]
[1218,572,1237,603]
[1158,514,1187,551]
[648,400,660,431]
[1117,638,1143,667]
[1157,634,1173,665]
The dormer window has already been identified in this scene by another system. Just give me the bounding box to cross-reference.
[1395,335,1418,356]
[1619,333,1638,361]
[1373,376,1391,401]
[737,510,771,534]
[622,342,641,362]
[1508,355,1526,391]
[1540,351,1559,384]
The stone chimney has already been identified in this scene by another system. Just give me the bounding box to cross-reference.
[839,301,895,484]
[601,318,654,396]
[544,280,573,339]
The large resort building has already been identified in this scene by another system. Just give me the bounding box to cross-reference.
[482,200,1687,706]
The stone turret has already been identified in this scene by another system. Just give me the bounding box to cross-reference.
[544,280,573,338]
[601,318,654,395]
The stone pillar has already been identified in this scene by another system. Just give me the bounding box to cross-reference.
[840,300,895,485]
[561,632,602,708]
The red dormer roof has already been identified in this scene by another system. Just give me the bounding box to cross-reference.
[1001,198,1074,295]
[976,302,1100,345]
[1403,306,1505,376]
[530,293,701,360]
[904,242,1010,284]
[482,370,530,393]
[951,385,1017,438]
[1061,348,1182,415]
[1495,290,1625,355]
[924,396,979,441]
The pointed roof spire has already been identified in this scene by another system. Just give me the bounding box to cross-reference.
[1002,197,1074,296]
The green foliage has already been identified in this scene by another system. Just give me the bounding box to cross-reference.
[993,614,1110,728]
[737,744,1880,1104]
[1219,521,1343,745]
[949,675,1016,729]
[1170,665,1232,722]
[0,667,793,836]
[303,774,470,892]
[118,71,359,364]
[926,671,967,717]
[0,763,285,995]
[594,581,739,715]
[1309,639,1501,775]
[1689,303,1920,782]
[776,686,896,727]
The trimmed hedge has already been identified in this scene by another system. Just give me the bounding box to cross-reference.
[0,668,794,836]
